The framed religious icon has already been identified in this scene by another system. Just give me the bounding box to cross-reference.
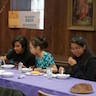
[68,0,96,31]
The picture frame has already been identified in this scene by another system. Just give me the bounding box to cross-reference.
[68,0,96,31]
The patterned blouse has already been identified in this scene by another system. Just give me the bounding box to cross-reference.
[35,51,55,69]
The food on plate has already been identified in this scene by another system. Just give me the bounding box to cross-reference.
[70,83,93,94]
[31,71,41,75]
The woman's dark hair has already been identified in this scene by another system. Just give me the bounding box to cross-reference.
[12,35,28,51]
[30,36,48,50]
[71,36,87,47]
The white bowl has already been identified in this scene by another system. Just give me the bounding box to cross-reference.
[1,72,14,78]
[21,68,32,73]
[1,64,15,69]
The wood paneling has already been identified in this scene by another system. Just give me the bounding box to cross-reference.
[0,0,96,61]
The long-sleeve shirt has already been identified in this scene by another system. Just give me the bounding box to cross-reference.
[65,49,96,81]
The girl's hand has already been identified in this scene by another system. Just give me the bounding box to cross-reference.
[34,68,46,73]
[0,56,6,61]
[0,56,7,64]
[59,66,65,74]
[22,64,26,68]
[68,57,77,66]
[34,68,42,71]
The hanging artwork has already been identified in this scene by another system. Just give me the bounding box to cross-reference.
[68,0,96,31]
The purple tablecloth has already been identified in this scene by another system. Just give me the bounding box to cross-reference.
[0,69,96,96]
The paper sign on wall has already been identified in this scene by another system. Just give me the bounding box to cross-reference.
[8,11,40,29]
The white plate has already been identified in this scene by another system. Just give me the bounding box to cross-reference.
[25,71,43,76]
[31,71,43,76]
[32,73,43,76]
[1,64,15,69]
[43,73,56,77]
[25,72,32,76]
[0,70,5,73]
[43,74,70,79]
[0,70,5,75]
[56,74,70,79]
[21,68,32,73]
[1,72,14,78]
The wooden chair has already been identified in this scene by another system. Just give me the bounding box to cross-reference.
[38,90,52,96]
[55,59,68,69]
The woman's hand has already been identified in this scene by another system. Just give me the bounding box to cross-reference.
[34,68,42,72]
[59,66,65,74]
[34,68,47,73]
[22,64,26,68]
[50,64,57,73]
[0,56,6,60]
[68,57,77,66]
[0,56,7,64]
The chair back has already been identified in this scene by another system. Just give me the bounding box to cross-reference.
[38,90,52,96]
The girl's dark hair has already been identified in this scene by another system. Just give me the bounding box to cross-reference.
[30,36,48,50]
[71,36,87,47]
[12,35,28,51]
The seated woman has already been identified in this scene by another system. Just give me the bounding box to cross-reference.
[0,35,35,68]
[59,36,96,81]
[29,36,57,73]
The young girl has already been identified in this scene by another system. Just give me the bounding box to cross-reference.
[29,36,57,73]
[0,35,35,68]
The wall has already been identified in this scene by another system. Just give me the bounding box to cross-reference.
[0,0,96,61]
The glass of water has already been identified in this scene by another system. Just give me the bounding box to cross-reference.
[0,59,2,69]
[46,67,52,78]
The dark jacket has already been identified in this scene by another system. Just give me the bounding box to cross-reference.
[6,49,35,68]
[65,49,96,81]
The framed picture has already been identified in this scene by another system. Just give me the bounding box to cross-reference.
[68,0,96,31]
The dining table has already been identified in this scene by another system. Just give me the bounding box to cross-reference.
[0,68,96,96]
